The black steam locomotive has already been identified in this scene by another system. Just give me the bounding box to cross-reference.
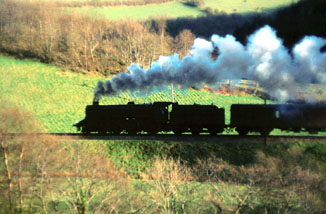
[74,101,326,136]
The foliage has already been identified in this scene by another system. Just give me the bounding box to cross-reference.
[104,140,166,177]
[0,102,325,213]
[0,1,176,74]
[0,106,128,213]
[0,101,58,213]
[193,154,325,214]
[182,0,204,8]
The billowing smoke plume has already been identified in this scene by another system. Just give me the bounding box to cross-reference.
[95,25,326,102]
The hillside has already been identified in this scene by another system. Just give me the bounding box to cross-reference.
[0,56,265,133]
[1,0,321,76]
[1,56,326,213]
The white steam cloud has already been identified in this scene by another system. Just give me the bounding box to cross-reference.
[95,25,326,102]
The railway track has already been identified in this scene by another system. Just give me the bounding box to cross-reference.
[48,133,326,143]
[3,133,326,143]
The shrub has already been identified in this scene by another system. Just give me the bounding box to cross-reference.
[183,0,203,8]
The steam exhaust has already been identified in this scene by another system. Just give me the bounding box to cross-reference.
[94,25,326,102]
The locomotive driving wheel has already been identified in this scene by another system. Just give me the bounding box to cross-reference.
[147,129,158,135]
[236,127,249,136]
[111,128,121,135]
[209,130,217,135]
[173,129,183,135]
[191,128,200,135]
[208,128,223,135]
[82,127,90,134]
[191,131,199,135]
[127,130,138,135]
[259,128,272,136]
[208,128,217,135]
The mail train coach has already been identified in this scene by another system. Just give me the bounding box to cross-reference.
[74,101,326,136]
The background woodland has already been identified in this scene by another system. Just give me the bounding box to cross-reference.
[0,0,325,76]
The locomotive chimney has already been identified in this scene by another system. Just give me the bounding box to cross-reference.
[93,97,99,105]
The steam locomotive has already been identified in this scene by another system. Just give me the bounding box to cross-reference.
[74,101,326,136]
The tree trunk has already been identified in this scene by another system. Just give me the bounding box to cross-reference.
[1,140,14,214]
[18,145,25,214]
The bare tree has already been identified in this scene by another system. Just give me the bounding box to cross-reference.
[143,157,200,214]
[0,101,68,214]
[174,29,195,58]
[194,153,325,214]
[54,142,127,214]
[0,102,41,213]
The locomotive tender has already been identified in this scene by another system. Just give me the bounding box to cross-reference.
[74,101,326,136]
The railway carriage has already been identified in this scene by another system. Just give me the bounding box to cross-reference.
[230,104,326,135]
[276,104,326,134]
[230,104,278,136]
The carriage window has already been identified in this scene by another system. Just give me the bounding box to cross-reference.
[275,111,280,119]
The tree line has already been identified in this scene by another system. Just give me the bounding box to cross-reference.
[0,0,195,75]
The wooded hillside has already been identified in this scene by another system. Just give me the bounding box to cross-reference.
[0,0,325,76]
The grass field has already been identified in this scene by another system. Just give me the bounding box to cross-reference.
[12,0,299,20]
[0,56,265,133]
[63,0,298,20]
[70,1,205,20]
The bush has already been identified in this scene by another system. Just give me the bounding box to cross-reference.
[183,0,203,8]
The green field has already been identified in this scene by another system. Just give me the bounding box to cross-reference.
[70,1,205,20]
[62,0,298,20]
[0,56,265,133]
[16,0,300,19]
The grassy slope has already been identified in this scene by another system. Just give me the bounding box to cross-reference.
[0,56,264,133]
[0,57,96,133]
[71,1,205,20]
[65,0,298,20]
